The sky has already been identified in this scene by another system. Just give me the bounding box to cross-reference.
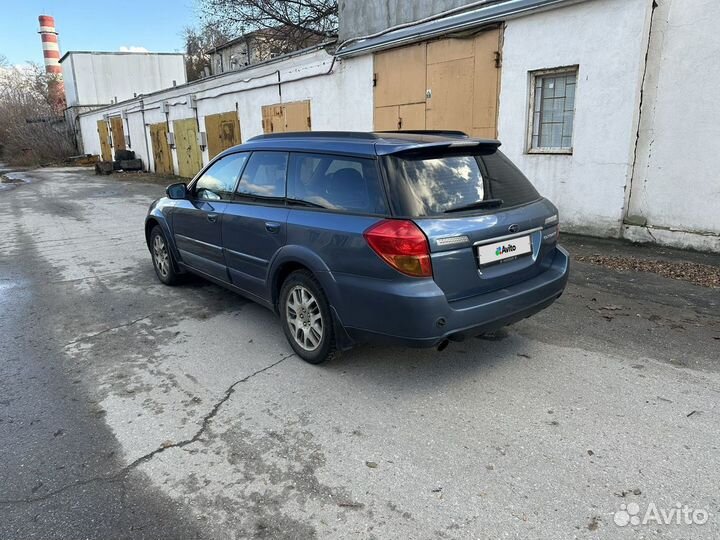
[0,0,199,66]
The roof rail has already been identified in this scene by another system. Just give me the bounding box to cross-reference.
[376,130,469,138]
[248,131,380,141]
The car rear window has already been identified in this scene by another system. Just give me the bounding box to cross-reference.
[383,150,541,217]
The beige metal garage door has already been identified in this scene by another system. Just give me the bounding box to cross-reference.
[373,43,427,131]
[261,100,312,133]
[173,118,203,178]
[149,122,173,176]
[373,27,502,138]
[110,116,125,151]
[97,120,112,162]
[204,111,242,159]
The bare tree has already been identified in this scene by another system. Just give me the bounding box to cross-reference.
[182,24,232,81]
[196,0,338,48]
[0,63,75,165]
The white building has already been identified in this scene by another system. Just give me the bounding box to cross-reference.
[61,51,186,152]
[76,0,720,253]
[61,51,186,107]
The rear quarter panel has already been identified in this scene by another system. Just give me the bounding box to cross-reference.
[278,209,412,318]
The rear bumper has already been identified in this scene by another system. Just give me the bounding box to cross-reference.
[332,246,570,348]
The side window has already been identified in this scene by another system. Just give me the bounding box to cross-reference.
[194,153,248,200]
[288,153,387,214]
[236,151,288,199]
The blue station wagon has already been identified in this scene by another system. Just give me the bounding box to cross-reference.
[145,131,569,363]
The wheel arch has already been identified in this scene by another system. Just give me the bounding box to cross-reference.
[145,212,183,270]
[268,246,336,311]
[145,217,160,249]
[269,246,355,352]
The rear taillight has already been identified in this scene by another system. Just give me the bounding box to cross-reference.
[363,219,432,277]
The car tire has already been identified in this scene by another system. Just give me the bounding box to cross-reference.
[150,225,180,285]
[279,270,336,364]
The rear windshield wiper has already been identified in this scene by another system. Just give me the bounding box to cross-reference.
[443,198,504,214]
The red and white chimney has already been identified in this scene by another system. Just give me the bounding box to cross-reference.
[38,15,65,109]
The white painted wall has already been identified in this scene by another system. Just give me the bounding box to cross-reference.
[625,0,720,252]
[78,49,373,174]
[62,52,186,107]
[76,0,720,253]
[498,0,652,237]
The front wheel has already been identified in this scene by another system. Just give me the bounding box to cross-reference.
[150,226,180,285]
[279,270,336,364]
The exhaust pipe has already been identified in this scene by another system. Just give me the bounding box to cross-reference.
[437,339,450,352]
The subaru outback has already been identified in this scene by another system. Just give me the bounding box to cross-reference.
[145,131,569,363]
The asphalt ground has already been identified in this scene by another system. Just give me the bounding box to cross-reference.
[1,167,718,539]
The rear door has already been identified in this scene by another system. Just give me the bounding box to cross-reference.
[222,151,290,300]
[383,148,559,301]
[172,152,248,281]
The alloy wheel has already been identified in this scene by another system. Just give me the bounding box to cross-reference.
[152,234,170,278]
[286,285,323,351]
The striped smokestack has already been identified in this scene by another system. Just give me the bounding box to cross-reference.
[38,15,62,76]
[38,15,65,109]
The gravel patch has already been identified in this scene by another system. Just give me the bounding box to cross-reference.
[575,255,720,288]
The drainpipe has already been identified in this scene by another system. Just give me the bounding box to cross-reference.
[140,100,151,172]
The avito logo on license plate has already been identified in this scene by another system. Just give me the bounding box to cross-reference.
[478,235,532,266]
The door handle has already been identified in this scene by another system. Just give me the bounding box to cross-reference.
[207,213,218,223]
[265,222,281,234]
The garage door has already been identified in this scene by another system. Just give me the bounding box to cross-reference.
[110,116,126,152]
[173,118,203,178]
[97,120,112,162]
[373,27,502,137]
[261,100,311,133]
[149,122,173,175]
[373,43,427,131]
[204,111,242,159]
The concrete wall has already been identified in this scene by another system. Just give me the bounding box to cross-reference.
[338,0,477,41]
[624,0,720,252]
[498,0,652,237]
[62,53,187,107]
[78,49,373,174]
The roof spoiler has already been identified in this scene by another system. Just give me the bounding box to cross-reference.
[376,138,502,156]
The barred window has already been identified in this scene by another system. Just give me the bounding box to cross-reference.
[528,67,578,153]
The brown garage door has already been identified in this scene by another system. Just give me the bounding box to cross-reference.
[173,118,203,178]
[149,122,173,175]
[373,43,427,131]
[110,116,126,152]
[97,120,112,161]
[261,100,311,133]
[204,111,242,159]
[373,27,502,138]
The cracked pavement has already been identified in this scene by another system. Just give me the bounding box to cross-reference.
[1,167,719,539]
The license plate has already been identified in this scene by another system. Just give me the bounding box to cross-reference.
[478,235,532,266]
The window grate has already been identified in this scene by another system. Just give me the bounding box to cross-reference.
[528,67,578,154]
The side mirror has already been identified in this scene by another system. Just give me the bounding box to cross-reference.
[166,182,188,200]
